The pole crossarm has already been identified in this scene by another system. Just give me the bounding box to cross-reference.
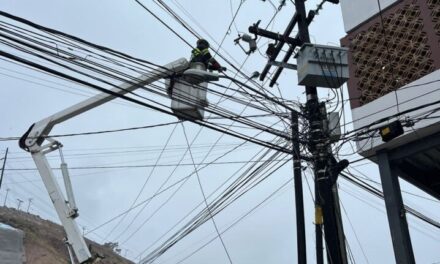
[250,11,316,87]
[248,25,302,46]
[259,13,299,81]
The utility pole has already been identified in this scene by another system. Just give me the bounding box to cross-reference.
[295,0,348,261]
[315,181,324,264]
[17,198,23,211]
[3,188,10,207]
[291,111,306,264]
[0,148,8,190]
[248,1,349,263]
[27,198,33,213]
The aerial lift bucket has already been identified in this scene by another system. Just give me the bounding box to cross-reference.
[168,62,208,120]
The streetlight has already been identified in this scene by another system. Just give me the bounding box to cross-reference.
[27,198,33,213]
[16,199,23,210]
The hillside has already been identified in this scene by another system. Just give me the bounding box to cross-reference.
[0,206,134,264]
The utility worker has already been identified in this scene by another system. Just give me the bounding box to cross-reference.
[190,39,225,72]
[167,39,225,97]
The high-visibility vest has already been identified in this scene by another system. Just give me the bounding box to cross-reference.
[191,48,210,58]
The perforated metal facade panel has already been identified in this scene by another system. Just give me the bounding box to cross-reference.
[341,0,440,109]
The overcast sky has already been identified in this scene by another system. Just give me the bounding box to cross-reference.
[0,1,439,263]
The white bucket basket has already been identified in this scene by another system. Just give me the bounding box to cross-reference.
[170,79,207,120]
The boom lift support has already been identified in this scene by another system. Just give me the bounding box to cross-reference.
[19,58,218,263]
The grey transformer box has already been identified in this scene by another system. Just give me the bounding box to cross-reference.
[295,44,349,88]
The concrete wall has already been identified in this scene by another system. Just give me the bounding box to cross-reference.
[340,0,400,32]
[0,224,25,264]
[352,69,440,158]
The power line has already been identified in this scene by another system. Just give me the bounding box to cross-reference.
[133,0,194,48]
[131,1,295,118]
[341,172,440,230]
[214,0,246,56]
[133,0,286,107]
[0,47,289,153]
[85,138,275,237]
[337,82,440,137]
[103,123,180,240]
[118,109,289,249]
[171,177,294,264]
[181,123,234,264]
[137,148,289,262]
[339,199,370,264]
[6,142,248,159]
[0,121,180,141]
[0,67,145,110]
[117,129,239,244]
[0,10,297,153]
[0,6,300,264]
[0,43,292,152]
[2,159,291,171]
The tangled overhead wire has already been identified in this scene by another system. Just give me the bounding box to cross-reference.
[0,10,298,154]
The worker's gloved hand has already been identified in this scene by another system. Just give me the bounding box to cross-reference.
[208,64,226,72]
[214,66,226,72]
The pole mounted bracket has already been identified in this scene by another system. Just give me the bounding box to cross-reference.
[234,22,259,55]
[249,22,302,46]
[268,61,298,70]
[328,158,349,185]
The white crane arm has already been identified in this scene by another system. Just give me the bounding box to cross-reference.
[21,58,189,149]
[19,58,189,263]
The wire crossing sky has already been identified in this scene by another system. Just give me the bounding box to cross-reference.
[0,1,439,264]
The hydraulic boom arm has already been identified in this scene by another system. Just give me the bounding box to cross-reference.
[19,58,189,263]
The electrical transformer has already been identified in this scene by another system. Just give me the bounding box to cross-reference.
[295,44,349,88]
